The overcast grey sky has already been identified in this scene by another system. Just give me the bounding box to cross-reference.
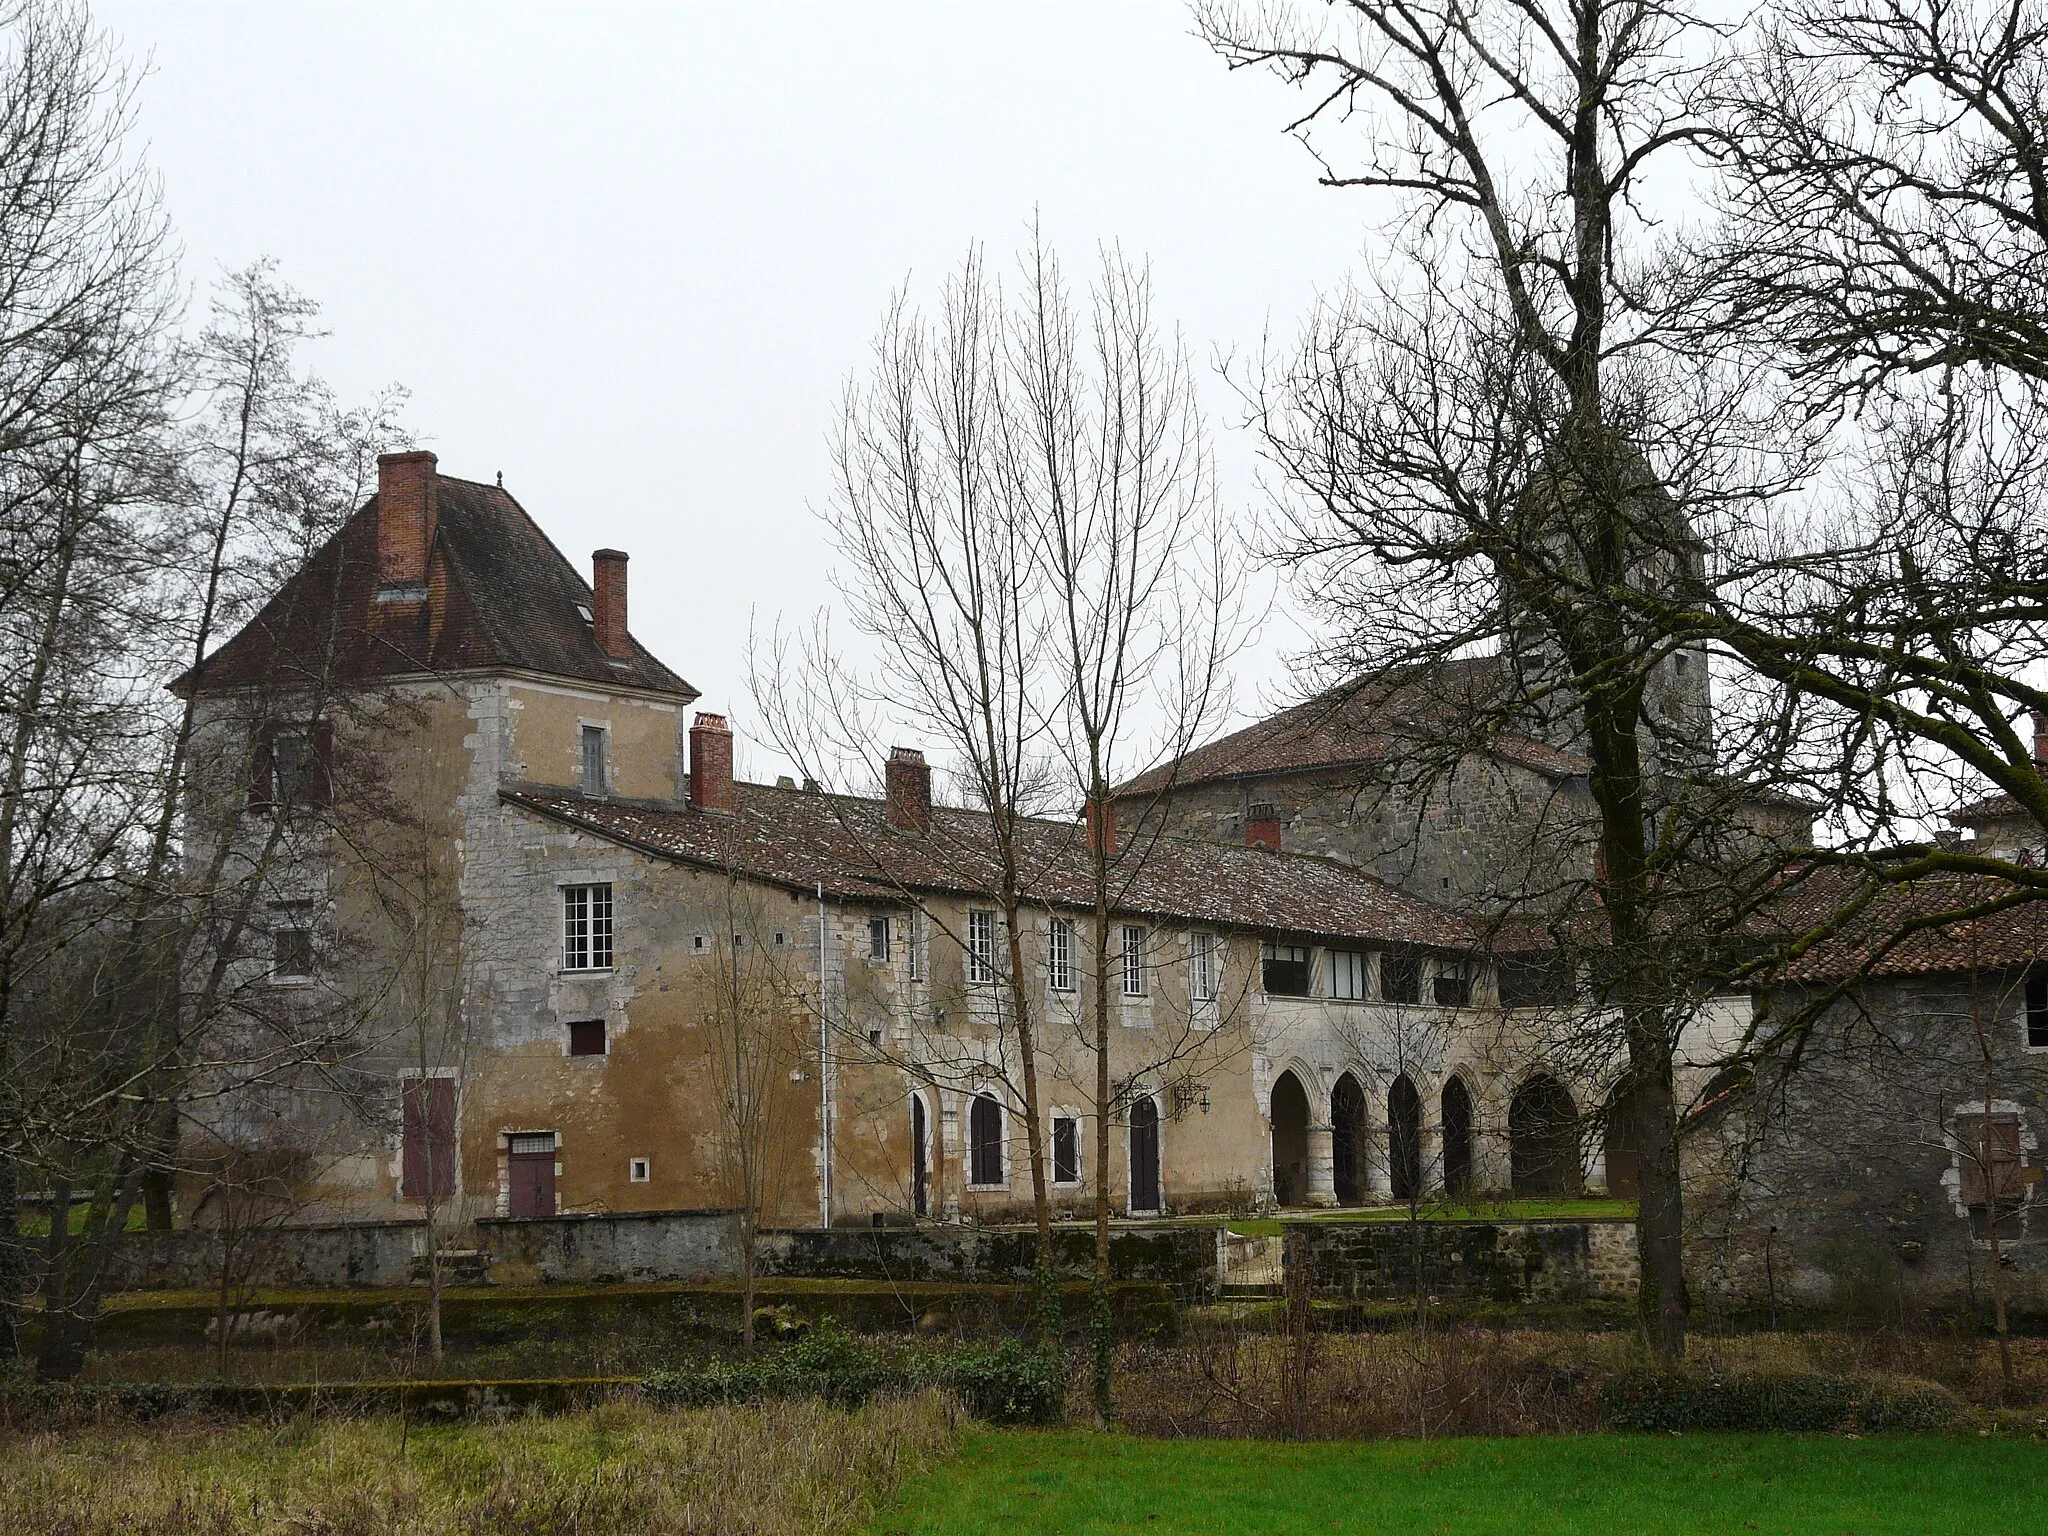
[100,2,1371,774]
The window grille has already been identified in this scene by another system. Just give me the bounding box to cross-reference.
[966,909,996,984]
[562,883,613,971]
[1048,917,1074,992]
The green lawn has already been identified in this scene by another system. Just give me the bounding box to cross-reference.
[874,1430,2048,1535]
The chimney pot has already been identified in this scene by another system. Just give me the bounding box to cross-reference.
[884,746,932,835]
[376,450,439,595]
[689,712,734,813]
[592,549,630,661]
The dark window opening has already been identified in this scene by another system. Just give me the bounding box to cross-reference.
[1442,1078,1474,1195]
[1510,1074,1582,1196]
[1331,1074,1368,1206]
[1499,955,1575,1009]
[969,1093,1003,1186]
[911,1097,930,1217]
[272,900,314,980]
[580,725,608,794]
[1433,960,1472,1008]
[2028,973,2048,1048]
[1128,1098,1161,1213]
[1380,953,1421,1005]
[567,1018,607,1057]
[1389,1074,1423,1200]
[1053,1115,1079,1184]
[868,915,891,962]
[1262,943,1313,996]
[249,720,333,812]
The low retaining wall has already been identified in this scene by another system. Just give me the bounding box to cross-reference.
[1289,1219,1639,1305]
[93,1212,1219,1298]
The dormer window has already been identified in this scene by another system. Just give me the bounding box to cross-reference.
[573,601,594,624]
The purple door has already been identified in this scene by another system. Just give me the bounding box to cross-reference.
[509,1135,556,1217]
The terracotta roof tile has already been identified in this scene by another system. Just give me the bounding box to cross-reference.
[505,782,1475,950]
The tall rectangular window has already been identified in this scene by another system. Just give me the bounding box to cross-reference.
[1052,1115,1079,1184]
[1047,917,1074,991]
[1189,932,1217,1002]
[1329,949,1368,1001]
[2029,972,2048,1048]
[966,908,996,984]
[562,883,613,971]
[1121,925,1147,996]
[907,910,924,981]
[272,900,314,982]
[401,1076,456,1199]
[580,725,608,794]
[868,915,892,962]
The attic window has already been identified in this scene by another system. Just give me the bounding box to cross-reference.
[574,601,594,624]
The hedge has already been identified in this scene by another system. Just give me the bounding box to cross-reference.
[1599,1369,1962,1433]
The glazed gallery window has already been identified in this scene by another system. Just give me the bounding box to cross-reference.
[1380,952,1422,1005]
[1329,949,1368,1002]
[562,883,613,971]
[1261,943,1313,997]
[1047,916,1074,992]
[580,725,608,794]
[1433,959,1473,1008]
[1189,932,1218,1003]
[1121,925,1147,996]
[966,908,996,984]
[969,1093,1004,1186]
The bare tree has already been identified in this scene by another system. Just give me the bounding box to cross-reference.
[1193,0,1815,1360]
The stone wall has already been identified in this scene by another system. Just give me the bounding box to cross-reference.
[758,1223,1222,1301]
[1290,1218,1639,1304]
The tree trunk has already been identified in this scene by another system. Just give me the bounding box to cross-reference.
[1629,1048,1689,1360]
[1001,894,1060,1350]
[1091,878,1115,1421]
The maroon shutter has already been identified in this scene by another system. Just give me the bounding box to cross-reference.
[247,725,275,811]
[309,719,333,809]
[401,1078,425,1196]
[402,1077,456,1198]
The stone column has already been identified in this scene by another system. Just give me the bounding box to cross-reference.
[1367,1122,1394,1199]
[1305,1122,1337,1206]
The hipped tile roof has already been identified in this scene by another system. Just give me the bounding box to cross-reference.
[1114,659,1588,799]
[179,475,695,698]
[505,781,1475,951]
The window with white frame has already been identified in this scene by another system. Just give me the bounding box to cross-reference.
[1121,924,1147,996]
[868,914,891,962]
[1048,916,1074,992]
[1188,931,1217,1002]
[966,908,996,984]
[907,910,924,981]
[562,883,614,971]
[1329,949,1368,1001]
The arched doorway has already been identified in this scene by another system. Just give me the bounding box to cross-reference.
[1441,1077,1473,1196]
[1603,1080,1647,1200]
[1331,1073,1369,1205]
[1129,1097,1162,1214]
[1389,1074,1424,1200]
[1270,1071,1309,1206]
[911,1095,930,1217]
[1509,1074,1582,1196]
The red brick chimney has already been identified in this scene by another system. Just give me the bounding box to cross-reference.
[592,549,630,660]
[1244,803,1282,851]
[1086,798,1117,857]
[689,712,734,813]
[884,746,932,835]
[2033,709,2047,766]
[376,451,438,594]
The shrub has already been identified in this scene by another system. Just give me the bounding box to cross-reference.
[926,1341,1065,1426]
[1600,1369,1961,1433]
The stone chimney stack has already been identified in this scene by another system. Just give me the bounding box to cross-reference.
[689,712,734,814]
[376,451,438,595]
[592,549,630,660]
[884,746,932,835]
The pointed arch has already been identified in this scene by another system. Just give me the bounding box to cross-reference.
[1509,1073,1581,1196]
[1270,1070,1310,1207]
[1389,1073,1424,1200]
[1331,1072,1369,1205]
[1441,1074,1474,1196]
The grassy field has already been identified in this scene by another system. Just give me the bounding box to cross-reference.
[875,1430,2048,1535]
[0,1392,960,1536]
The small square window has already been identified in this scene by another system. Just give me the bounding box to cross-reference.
[869,915,891,962]
[567,1018,607,1056]
[773,930,787,948]
[693,934,706,951]
[628,1157,651,1183]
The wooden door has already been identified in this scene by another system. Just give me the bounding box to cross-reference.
[509,1137,556,1218]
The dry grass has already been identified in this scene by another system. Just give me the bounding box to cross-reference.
[1113,1323,2048,1438]
[0,1391,962,1536]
